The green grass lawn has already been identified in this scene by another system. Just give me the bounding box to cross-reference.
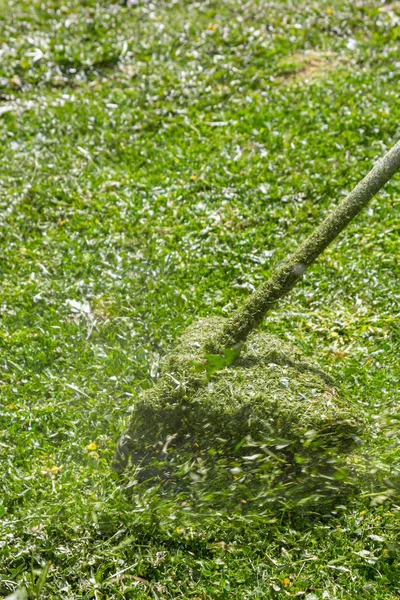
[0,0,399,597]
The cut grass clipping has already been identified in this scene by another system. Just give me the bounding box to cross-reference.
[114,142,400,510]
[117,317,362,514]
[1,1,400,596]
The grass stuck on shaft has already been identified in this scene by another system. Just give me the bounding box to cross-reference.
[0,0,400,598]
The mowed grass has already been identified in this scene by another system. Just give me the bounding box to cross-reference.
[0,0,399,597]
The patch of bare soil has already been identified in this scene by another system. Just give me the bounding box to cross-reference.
[277,50,340,86]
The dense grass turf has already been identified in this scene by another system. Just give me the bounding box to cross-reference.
[0,0,399,597]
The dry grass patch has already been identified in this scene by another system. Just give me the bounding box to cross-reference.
[277,50,340,85]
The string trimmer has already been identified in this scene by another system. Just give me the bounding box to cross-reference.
[113,140,400,479]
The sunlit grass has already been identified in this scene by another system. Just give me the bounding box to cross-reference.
[0,0,399,597]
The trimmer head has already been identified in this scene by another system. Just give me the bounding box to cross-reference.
[114,317,362,475]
